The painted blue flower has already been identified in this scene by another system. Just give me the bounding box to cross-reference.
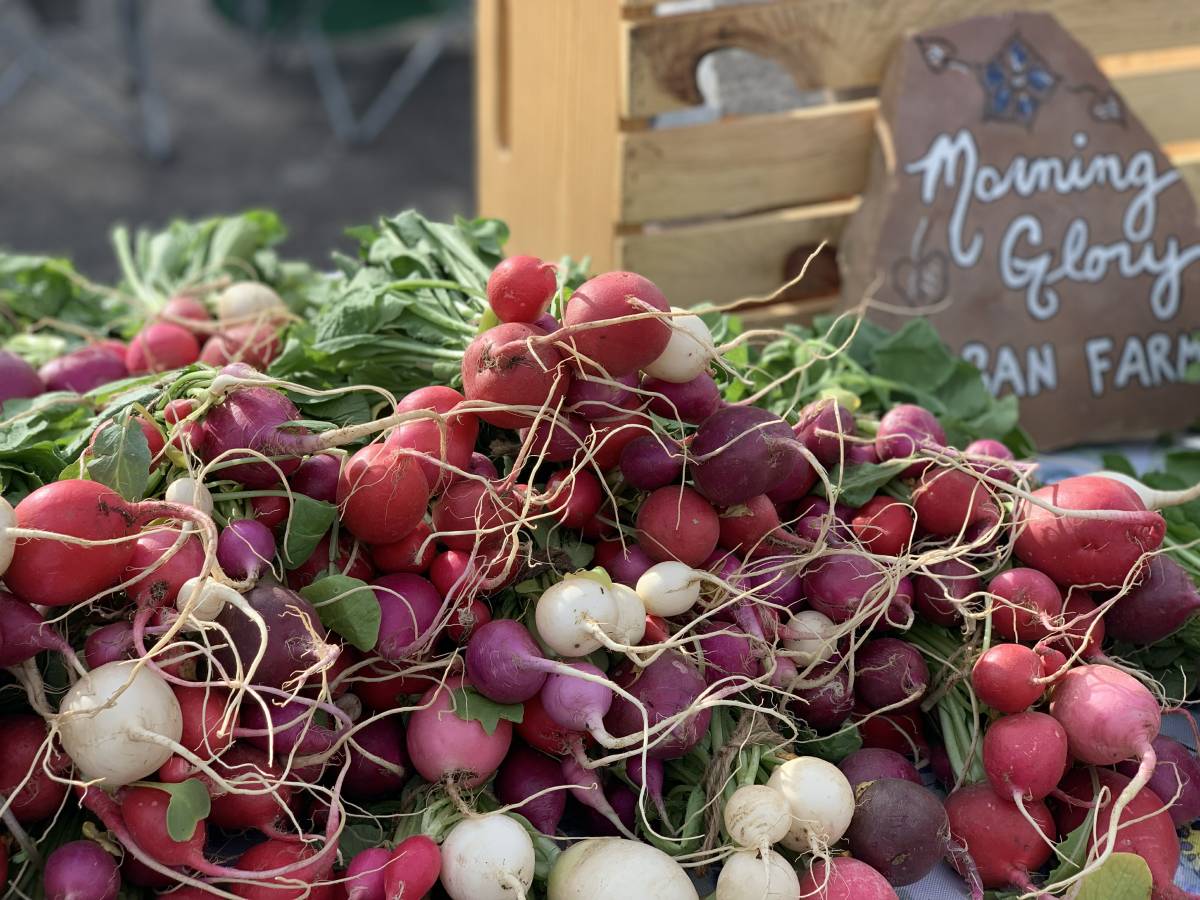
[978,33,1058,127]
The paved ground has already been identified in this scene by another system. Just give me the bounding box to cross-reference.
[0,0,474,280]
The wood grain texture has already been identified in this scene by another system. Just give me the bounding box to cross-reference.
[624,1,1200,118]
[476,0,623,270]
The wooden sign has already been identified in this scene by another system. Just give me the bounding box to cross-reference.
[839,12,1200,449]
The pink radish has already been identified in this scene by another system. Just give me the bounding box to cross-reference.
[406,675,513,788]
[385,385,479,489]
[487,255,557,323]
[126,321,200,374]
[988,567,1063,642]
[563,271,671,376]
[982,711,1068,802]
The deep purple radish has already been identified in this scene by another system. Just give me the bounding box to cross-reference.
[466,618,553,704]
[847,441,880,465]
[643,371,722,424]
[39,344,128,393]
[944,784,1053,892]
[604,652,712,759]
[337,443,430,545]
[971,643,1044,713]
[838,747,921,789]
[627,755,669,822]
[540,662,613,733]
[765,450,818,503]
[855,638,929,711]
[566,372,637,420]
[240,697,337,757]
[593,540,654,587]
[217,519,276,582]
[694,622,760,685]
[290,453,341,503]
[467,451,500,479]
[461,321,568,429]
[44,840,121,900]
[965,438,1017,483]
[345,847,390,900]
[845,778,949,886]
[1116,735,1200,827]
[372,573,444,663]
[495,744,567,834]
[619,433,685,490]
[0,350,42,403]
[344,717,407,799]
[803,553,897,625]
[1105,554,1200,644]
[581,781,640,839]
[0,590,71,665]
[563,271,671,376]
[874,404,945,471]
[1014,475,1166,588]
[799,857,898,900]
[690,406,800,507]
[213,582,336,688]
[987,567,1063,642]
[83,621,135,668]
[912,466,1001,538]
[982,711,1068,803]
[743,556,803,608]
[197,383,307,487]
[796,399,857,467]
[406,675,512,788]
[522,414,588,463]
[789,661,854,733]
[561,756,636,838]
[913,560,979,626]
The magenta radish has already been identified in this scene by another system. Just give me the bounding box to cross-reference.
[432,478,522,551]
[944,783,1053,892]
[987,567,1063,642]
[126,321,200,374]
[336,443,430,545]
[385,385,480,488]
[567,372,638,420]
[240,697,337,758]
[1014,475,1166,588]
[216,518,276,582]
[495,743,568,834]
[635,485,719,567]
[466,618,555,703]
[604,652,712,759]
[0,350,41,403]
[694,622,760,685]
[971,643,1044,713]
[1,714,69,822]
[462,321,568,429]
[196,382,308,487]
[0,590,71,665]
[1117,735,1200,827]
[874,403,945,469]
[799,857,898,900]
[563,271,671,377]
[439,813,535,900]
[643,371,722,424]
[488,255,557,323]
[855,638,930,711]
[912,466,1000,537]
[44,841,121,900]
[547,468,604,529]
[344,717,407,798]
[345,847,389,900]
[803,553,900,625]
[689,406,800,507]
[628,755,669,823]
[845,778,949,886]
[913,559,979,626]
[1105,553,1200,644]
[562,756,638,839]
[540,661,614,735]
[39,344,128,393]
[620,433,685,490]
[593,539,654,587]
[290,452,341,502]
[982,711,1068,803]
[796,398,858,467]
[372,573,443,662]
[200,321,281,370]
[384,835,442,900]
[838,747,921,789]
[964,438,1017,483]
[213,582,336,688]
[406,676,512,787]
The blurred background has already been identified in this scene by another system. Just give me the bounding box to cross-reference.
[0,0,474,278]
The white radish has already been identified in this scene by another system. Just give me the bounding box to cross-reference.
[766,756,855,853]
[177,576,239,625]
[535,575,620,657]
[642,308,715,384]
[783,610,838,665]
[715,848,800,900]
[547,838,698,900]
[723,784,791,849]
[57,661,183,787]
[440,814,535,900]
[609,582,647,645]
[164,477,213,516]
[0,495,15,577]
[1093,469,1200,510]
[636,561,700,617]
[216,281,286,324]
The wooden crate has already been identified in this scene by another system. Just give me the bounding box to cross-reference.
[476,0,1200,318]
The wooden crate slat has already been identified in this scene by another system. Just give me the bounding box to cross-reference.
[624,1,1200,118]
[620,66,1200,224]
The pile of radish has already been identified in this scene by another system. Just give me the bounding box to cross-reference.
[2,215,1200,900]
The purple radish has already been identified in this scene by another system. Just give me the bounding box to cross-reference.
[44,840,121,900]
[604,652,712,759]
[495,744,567,834]
[0,350,42,403]
[1117,734,1200,827]
[291,452,341,502]
[913,559,979,626]
[372,574,444,662]
[690,406,801,507]
[643,372,722,424]
[540,662,614,734]
[1105,554,1200,645]
[566,372,638,420]
[217,519,276,582]
[838,747,921,789]
[789,661,854,733]
[83,621,135,669]
[627,755,669,822]
[694,622,760,685]
[855,638,930,711]
[796,399,857,467]
[0,590,72,666]
[345,717,407,799]
[619,434,685,490]
[593,540,655,588]
[561,755,636,839]
[803,553,899,624]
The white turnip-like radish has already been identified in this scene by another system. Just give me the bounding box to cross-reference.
[715,848,799,900]
[216,281,287,323]
[642,309,715,384]
[535,574,621,657]
[0,494,15,577]
[547,838,698,900]
[766,756,855,853]
[57,661,183,787]
[723,784,791,850]
[635,562,700,618]
[609,583,647,645]
[439,814,535,900]
[782,610,838,665]
[176,576,239,625]
[164,476,214,515]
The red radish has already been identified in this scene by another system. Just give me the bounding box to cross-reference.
[285,529,373,590]
[488,255,557,323]
[345,847,389,900]
[126,321,200,374]
[718,496,805,558]
[694,621,759,685]
[0,590,72,665]
[371,520,434,574]
[120,784,206,867]
[123,527,205,608]
[944,784,1053,892]
[461,322,568,429]
[432,479,522,551]
[251,493,289,529]
[854,638,929,711]
[1014,475,1165,588]
[172,684,234,755]
[39,344,128,393]
[495,743,568,834]
[231,840,335,900]
[1,714,68,822]
[913,559,979,626]
[1116,735,1200,827]
[635,485,719,567]
[337,443,430,545]
[445,597,492,642]
[988,567,1063,642]
[0,350,42,403]
[851,497,915,556]
[385,385,480,489]
[1105,553,1200,645]
[430,548,513,600]
[982,711,1068,802]
[964,438,1018,483]
[213,582,336,689]
[406,676,512,787]
[372,573,443,662]
[199,321,280,369]
[604,652,712,759]
[912,466,1000,537]
[207,744,294,834]
[44,841,121,900]
[838,747,922,789]
[857,705,929,759]
[1054,593,1106,659]
[799,857,898,900]
[89,414,166,465]
[547,468,604,530]
[517,691,589,758]
[563,271,671,376]
[1036,644,1069,681]
[384,835,442,900]
[875,404,945,470]
[971,643,1044,713]
[352,660,433,712]
[690,406,800,507]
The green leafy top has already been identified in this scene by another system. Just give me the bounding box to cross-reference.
[448,685,524,735]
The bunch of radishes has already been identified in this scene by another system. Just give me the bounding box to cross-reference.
[1,246,1199,900]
